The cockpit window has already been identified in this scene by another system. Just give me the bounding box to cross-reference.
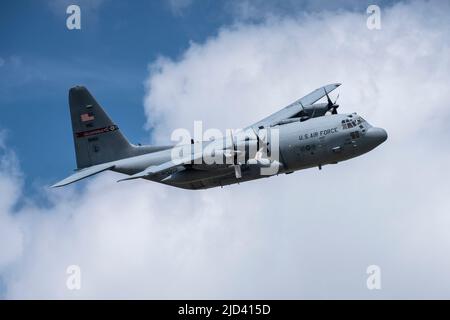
[342,119,353,129]
[356,116,366,124]
[342,117,366,130]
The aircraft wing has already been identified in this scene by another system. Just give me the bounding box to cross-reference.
[249,83,341,129]
[117,152,204,182]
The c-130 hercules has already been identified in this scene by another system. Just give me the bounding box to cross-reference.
[53,83,387,190]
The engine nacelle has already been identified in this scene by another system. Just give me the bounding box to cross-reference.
[301,103,329,118]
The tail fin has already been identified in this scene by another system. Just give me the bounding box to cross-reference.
[69,86,132,169]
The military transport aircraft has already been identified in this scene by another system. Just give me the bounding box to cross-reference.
[53,84,387,189]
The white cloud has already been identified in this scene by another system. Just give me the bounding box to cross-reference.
[2,0,450,298]
[145,1,450,144]
[0,132,23,271]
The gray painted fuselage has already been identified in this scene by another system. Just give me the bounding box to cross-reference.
[111,113,387,190]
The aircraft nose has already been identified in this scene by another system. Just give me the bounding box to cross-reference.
[366,127,388,145]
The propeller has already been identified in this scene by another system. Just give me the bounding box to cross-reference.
[324,88,340,115]
[226,130,242,179]
[227,128,271,179]
[255,128,271,157]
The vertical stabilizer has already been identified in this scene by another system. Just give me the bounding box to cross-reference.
[69,86,132,168]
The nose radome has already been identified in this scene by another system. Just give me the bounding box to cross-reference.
[366,127,388,144]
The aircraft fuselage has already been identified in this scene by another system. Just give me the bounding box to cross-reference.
[111,113,387,190]
[52,85,387,189]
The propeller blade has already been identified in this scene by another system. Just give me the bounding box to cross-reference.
[324,88,333,107]
[333,93,340,105]
[324,89,340,115]
[234,165,242,179]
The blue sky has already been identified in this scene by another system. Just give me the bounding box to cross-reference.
[0,0,394,194]
[0,0,234,192]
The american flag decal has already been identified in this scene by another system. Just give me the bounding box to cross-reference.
[80,113,94,122]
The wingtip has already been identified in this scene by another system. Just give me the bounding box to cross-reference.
[50,181,65,188]
[321,83,341,91]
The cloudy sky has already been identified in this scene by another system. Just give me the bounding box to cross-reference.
[1,0,450,299]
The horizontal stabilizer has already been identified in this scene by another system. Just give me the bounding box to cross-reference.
[51,163,115,187]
